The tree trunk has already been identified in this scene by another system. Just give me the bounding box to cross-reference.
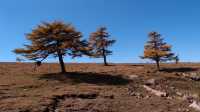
[58,52,66,73]
[176,59,179,64]
[103,54,108,66]
[103,49,108,66]
[156,59,160,71]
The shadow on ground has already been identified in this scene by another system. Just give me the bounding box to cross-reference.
[39,72,131,86]
[130,64,145,67]
[160,67,198,73]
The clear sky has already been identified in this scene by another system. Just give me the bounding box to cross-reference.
[0,0,200,63]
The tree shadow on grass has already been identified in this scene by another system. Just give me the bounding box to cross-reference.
[160,67,198,73]
[39,72,131,86]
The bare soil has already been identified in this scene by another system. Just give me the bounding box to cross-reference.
[0,62,200,112]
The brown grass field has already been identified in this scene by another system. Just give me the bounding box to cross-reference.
[1,63,200,112]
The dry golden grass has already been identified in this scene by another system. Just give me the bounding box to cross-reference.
[0,63,200,112]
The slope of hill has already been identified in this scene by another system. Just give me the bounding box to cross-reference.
[0,63,200,112]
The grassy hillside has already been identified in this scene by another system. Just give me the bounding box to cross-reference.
[0,63,200,112]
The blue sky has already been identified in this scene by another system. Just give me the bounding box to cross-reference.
[0,0,200,63]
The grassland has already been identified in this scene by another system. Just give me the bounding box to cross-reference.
[0,63,200,112]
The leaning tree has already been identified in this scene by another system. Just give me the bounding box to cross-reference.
[89,27,116,66]
[141,31,174,70]
[14,21,89,73]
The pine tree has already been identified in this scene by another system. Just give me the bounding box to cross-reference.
[16,57,24,63]
[89,27,116,66]
[141,31,174,70]
[174,55,179,64]
[14,21,89,73]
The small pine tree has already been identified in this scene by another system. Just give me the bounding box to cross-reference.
[16,57,24,63]
[89,27,116,66]
[141,31,174,70]
[14,21,89,73]
[174,55,179,64]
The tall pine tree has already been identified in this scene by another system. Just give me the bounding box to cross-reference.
[89,27,116,66]
[142,31,174,70]
[14,21,89,73]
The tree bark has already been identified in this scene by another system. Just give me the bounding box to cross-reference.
[103,49,108,66]
[58,52,66,73]
[156,59,160,71]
